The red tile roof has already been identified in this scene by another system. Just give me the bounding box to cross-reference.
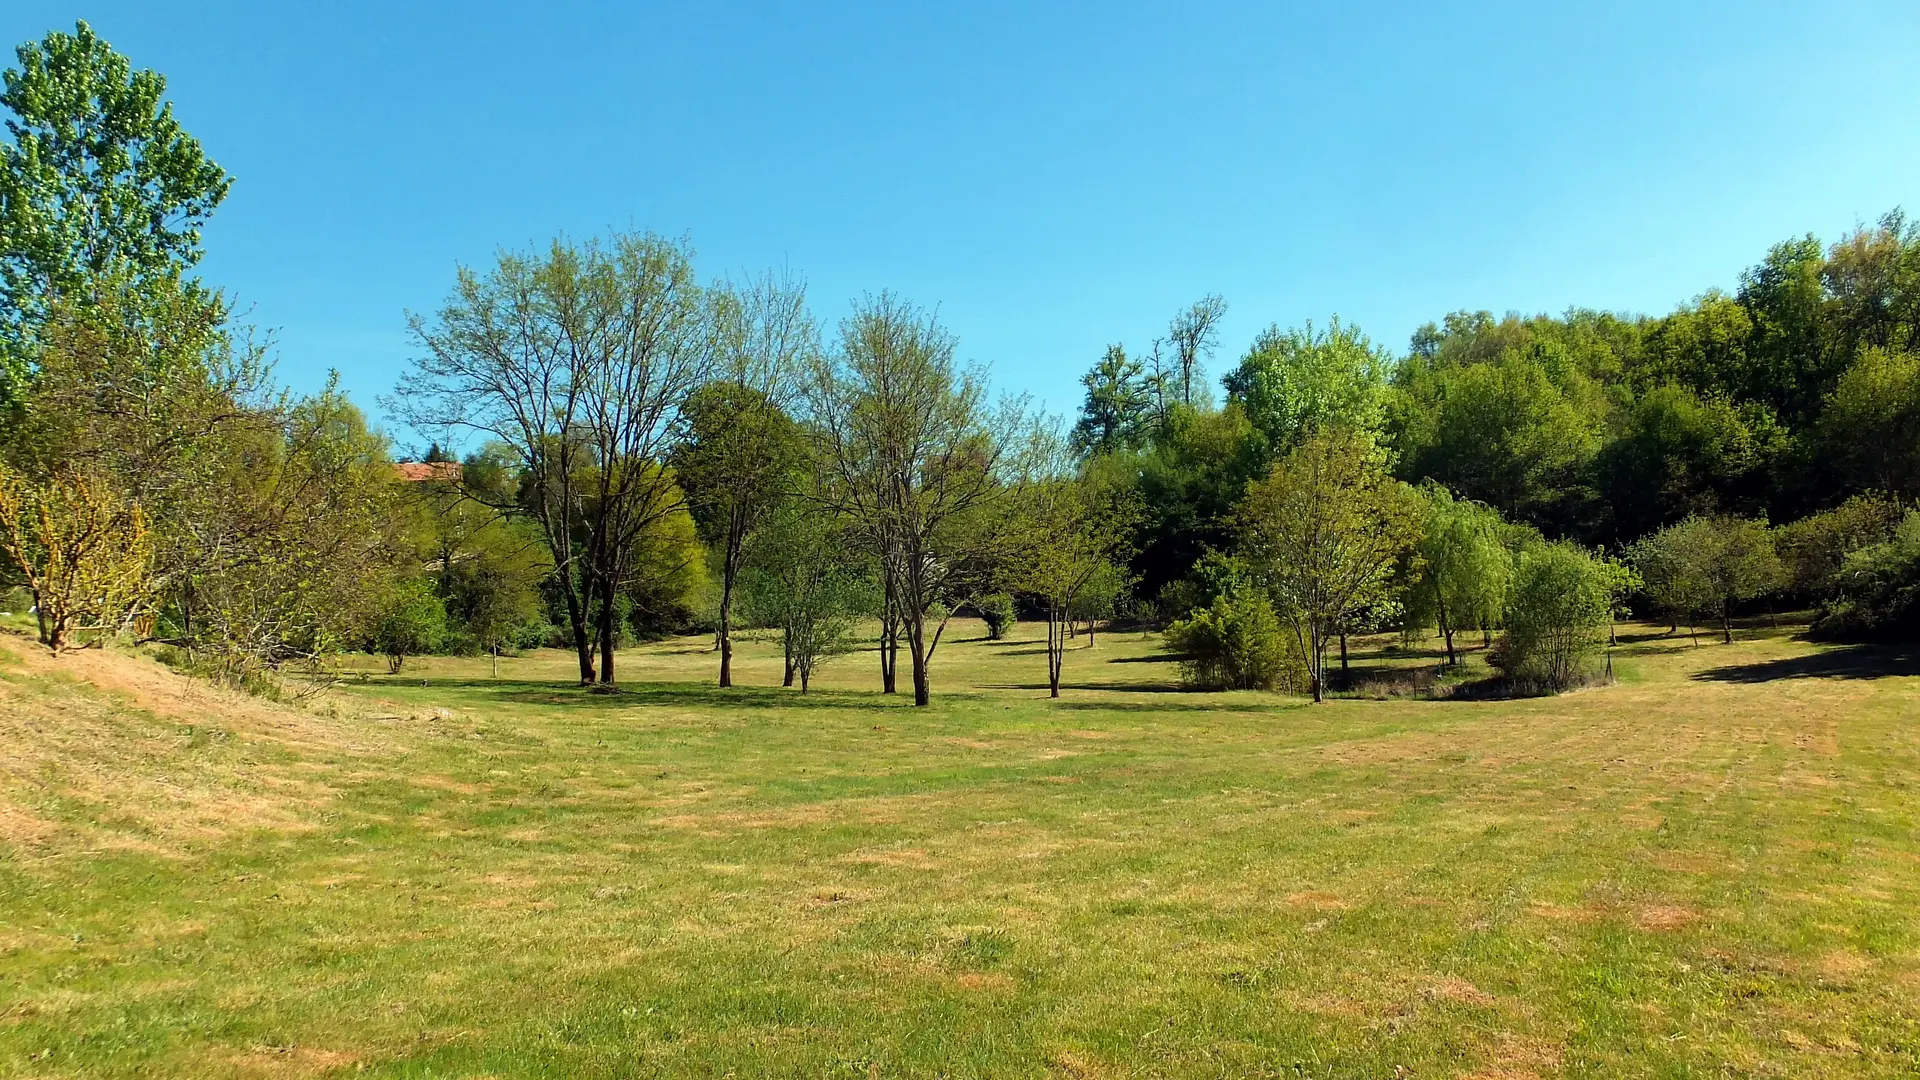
[393,461,463,483]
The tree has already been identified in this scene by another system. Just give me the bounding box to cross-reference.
[807,293,1017,706]
[672,275,811,687]
[1817,346,1920,501]
[1775,494,1904,601]
[1071,344,1152,455]
[0,464,151,651]
[1236,427,1422,702]
[1625,525,1715,639]
[396,231,716,687]
[1164,295,1227,410]
[1630,515,1783,644]
[1012,436,1140,697]
[369,577,448,674]
[1405,486,1512,666]
[404,463,553,675]
[740,503,863,693]
[1810,510,1920,641]
[1496,541,1622,692]
[1224,317,1392,458]
[1,22,231,402]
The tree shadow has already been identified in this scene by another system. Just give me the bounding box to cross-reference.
[360,676,913,712]
[1692,643,1920,683]
[1107,653,1181,665]
[981,681,1191,694]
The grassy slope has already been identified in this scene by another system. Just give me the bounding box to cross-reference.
[0,621,1917,1078]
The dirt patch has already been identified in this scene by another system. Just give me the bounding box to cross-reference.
[955,972,1016,992]
[1634,905,1698,931]
[844,848,939,870]
[1285,890,1350,911]
[1423,976,1496,1006]
[227,1044,361,1078]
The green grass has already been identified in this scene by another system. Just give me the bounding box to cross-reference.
[1,619,1917,1077]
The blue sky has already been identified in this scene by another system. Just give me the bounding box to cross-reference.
[6,2,1918,446]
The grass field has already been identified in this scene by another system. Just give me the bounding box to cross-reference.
[1,618,1917,1078]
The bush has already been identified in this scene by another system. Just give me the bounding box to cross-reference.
[1494,542,1619,693]
[369,579,449,674]
[977,593,1017,640]
[1811,511,1920,640]
[1163,587,1303,691]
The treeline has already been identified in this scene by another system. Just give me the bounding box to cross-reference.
[1,23,1916,707]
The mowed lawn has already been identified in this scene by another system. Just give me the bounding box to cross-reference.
[1,619,1917,1078]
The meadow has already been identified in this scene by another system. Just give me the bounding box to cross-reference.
[1,619,1917,1078]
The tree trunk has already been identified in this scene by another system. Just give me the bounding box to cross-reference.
[1048,605,1065,698]
[561,582,595,684]
[1443,626,1456,666]
[717,577,734,689]
[799,667,810,694]
[492,648,499,679]
[596,570,618,687]
[1721,610,1733,645]
[1339,632,1350,689]
[905,611,931,707]
[1087,617,1097,646]
[782,632,795,687]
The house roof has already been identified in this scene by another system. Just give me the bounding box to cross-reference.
[393,461,463,483]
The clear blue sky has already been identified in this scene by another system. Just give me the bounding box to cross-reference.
[7,2,1919,445]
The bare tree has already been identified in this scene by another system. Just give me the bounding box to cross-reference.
[1167,295,1227,409]
[807,293,1017,706]
[395,231,714,687]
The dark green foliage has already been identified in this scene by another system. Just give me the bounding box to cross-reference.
[1811,511,1920,640]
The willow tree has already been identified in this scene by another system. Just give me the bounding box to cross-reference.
[1406,485,1512,665]
[808,293,1015,706]
[396,231,714,686]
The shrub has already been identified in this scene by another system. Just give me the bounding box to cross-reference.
[977,593,1017,640]
[1163,587,1303,691]
[369,579,449,674]
[1811,511,1920,640]
[1495,542,1620,692]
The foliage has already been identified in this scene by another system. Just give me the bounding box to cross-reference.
[0,21,230,403]
[740,503,864,692]
[0,464,151,650]
[807,292,1017,705]
[1163,583,1301,692]
[1235,427,1422,701]
[1011,438,1141,695]
[1403,485,1512,664]
[672,272,812,686]
[396,230,716,687]
[1627,515,1782,643]
[1223,317,1393,457]
[1810,510,1920,641]
[1774,493,1905,599]
[1071,344,1153,455]
[977,593,1016,640]
[1495,541,1621,692]
[369,578,449,674]
[1817,346,1920,500]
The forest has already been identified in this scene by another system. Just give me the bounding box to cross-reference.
[3,21,1917,706]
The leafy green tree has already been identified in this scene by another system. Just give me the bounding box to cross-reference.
[1236,427,1422,702]
[741,504,864,693]
[1775,494,1904,600]
[1011,444,1140,697]
[1630,515,1783,644]
[1071,344,1153,454]
[1163,579,1300,692]
[0,21,231,401]
[976,593,1016,640]
[1405,486,1511,665]
[1392,348,1602,533]
[1810,510,1920,641]
[674,376,806,687]
[370,578,449,674]
[1495,541,1623,692]
[1162,295,1226,413]
[1817,346,1920,500]
[1223,317,1392,457]
[1593,383,1781,543]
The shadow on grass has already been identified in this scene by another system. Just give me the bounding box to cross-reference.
[982,681,1192,694]
[359,676,916,712]
[1107,653,1181,665]
[1693,642,1920,683]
